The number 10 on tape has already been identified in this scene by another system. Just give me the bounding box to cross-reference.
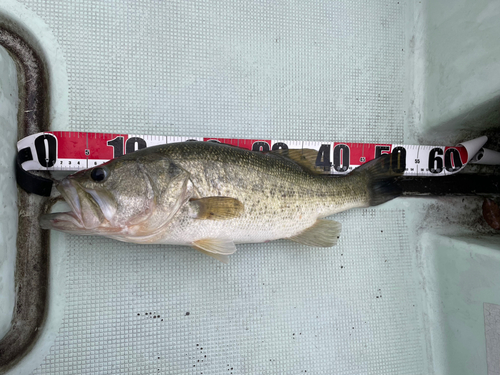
[17,131,482,177]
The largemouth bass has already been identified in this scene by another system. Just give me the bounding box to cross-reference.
[40,141,401,262]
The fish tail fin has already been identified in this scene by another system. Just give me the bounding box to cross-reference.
[349,153,403,206]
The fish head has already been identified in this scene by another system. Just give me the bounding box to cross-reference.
[40,156,187,235]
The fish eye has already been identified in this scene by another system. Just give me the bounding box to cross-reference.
[90,167,108,182]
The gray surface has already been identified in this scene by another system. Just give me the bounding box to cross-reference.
[409,0,500,143]
[418,232,500,375]
[485,303,500,375]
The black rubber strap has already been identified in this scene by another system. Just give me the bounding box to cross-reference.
[18,147,34,163]
[15,148,53,197]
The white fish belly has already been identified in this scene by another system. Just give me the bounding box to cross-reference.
[156,206,319,245]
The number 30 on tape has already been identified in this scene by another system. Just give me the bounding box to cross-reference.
[17,132,490,177]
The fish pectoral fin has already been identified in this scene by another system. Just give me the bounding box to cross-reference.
[289,219,342,247]
[189,197,244,220]
[270,148,324,174]
[192,238,237,263]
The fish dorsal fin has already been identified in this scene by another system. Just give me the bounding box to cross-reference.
[270,148,323,174]
[189,197,244,220]
[289,219,342,247]
[192,238,237,263]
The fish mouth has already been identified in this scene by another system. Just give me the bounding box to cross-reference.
[58,179,83,220]
[40,179,107,232]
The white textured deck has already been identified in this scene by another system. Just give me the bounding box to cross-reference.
[3,0,425,373]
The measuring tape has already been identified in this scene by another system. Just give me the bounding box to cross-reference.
[15,131,498,197]
[17,132,495,177]
[17,132,500,176]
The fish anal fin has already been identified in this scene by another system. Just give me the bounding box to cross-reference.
[192,238,237,263]
[271,148,324,174]
[189,197,244,220]
[289,219,342,247]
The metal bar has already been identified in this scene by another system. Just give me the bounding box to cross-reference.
[0,21,50,371]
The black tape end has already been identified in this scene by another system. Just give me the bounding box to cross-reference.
[15,153,53,197]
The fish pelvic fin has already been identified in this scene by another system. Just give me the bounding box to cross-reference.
[192,238,237,263]
[289,219,342,247]
[349,153,403,206]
